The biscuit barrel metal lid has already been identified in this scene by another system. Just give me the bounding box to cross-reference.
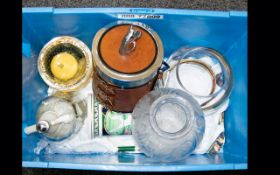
[92,21,164,88]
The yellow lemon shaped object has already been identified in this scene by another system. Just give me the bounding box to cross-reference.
[50,52,78,81]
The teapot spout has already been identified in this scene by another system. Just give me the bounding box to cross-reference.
[24,124,37,135]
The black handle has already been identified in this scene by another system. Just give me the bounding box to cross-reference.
[159,61,170,73]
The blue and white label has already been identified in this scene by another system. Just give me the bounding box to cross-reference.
[117,14,164,19]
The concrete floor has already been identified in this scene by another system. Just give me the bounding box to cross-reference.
[22,0,247,10]
[22,0,247,174]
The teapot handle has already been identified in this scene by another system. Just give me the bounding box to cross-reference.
[24,124,37,135]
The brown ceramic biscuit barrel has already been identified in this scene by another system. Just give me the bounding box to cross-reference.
[92,21,164,112]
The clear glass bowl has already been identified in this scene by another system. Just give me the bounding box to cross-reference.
[132,88,205,162]
[163,46,233,114]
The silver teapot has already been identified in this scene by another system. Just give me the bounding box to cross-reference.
[24,96,82,140]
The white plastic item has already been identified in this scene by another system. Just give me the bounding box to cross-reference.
[50,135,140,154]
[193,112,224,154]
[34,135,139,155]
[47,79,93,103]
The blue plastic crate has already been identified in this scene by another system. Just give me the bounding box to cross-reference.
[22,7,247,172]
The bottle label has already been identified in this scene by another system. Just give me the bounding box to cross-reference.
[104,111,132,135]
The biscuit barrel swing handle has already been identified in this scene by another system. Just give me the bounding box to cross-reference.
[119,25,142,55]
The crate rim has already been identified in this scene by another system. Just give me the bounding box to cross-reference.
[22,7,247,171]
[22,7,247,18]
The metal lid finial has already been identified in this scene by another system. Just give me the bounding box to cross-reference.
[36,121,50,133]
